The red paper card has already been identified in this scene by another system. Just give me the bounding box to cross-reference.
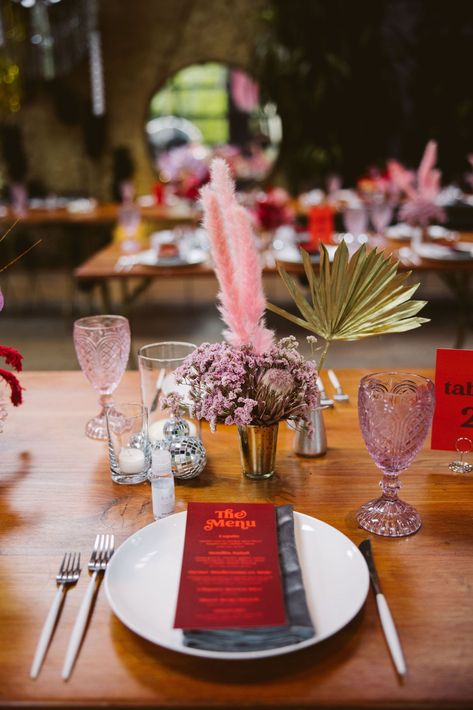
[431,348,473,451]
[173,502,287,630]
[306,205,334,251]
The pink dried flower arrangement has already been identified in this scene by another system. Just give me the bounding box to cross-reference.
[162,159,319,430]
[173,336,318,431]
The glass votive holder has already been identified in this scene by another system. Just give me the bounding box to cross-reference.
[106,403,150,484]
[138,341,198,444]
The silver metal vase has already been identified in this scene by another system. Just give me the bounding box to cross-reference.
[293,407,327,457]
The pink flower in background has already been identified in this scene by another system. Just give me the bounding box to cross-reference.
[388,140,446,227]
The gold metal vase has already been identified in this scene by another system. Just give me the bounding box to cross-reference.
[237,423,279,479]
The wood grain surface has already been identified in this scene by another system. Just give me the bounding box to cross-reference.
[1,370,472,709]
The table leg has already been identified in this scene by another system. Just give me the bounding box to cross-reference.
[99,280,113,314]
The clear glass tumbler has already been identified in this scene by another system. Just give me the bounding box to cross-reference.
[138,341,196,444]
[73,315,130,440]
[357,371,435,537]
[106,402,150,484]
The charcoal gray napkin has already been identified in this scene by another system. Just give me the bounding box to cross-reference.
[183,504,315,652]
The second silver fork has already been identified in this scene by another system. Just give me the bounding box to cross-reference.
[62,534,114,681]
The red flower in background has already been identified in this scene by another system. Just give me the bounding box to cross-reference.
[0,221,39,408]
[0,295,24,406]
[254,188,294,231]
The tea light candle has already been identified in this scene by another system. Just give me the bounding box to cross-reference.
[118,447,145,474]
[149,418,197,442]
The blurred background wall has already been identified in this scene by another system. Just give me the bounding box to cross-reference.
[0,0,263,199]
[1,0,472,199]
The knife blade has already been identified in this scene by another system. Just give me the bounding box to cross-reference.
[327,369,349,401]
[316,376,334,408]
[359,539,407,677]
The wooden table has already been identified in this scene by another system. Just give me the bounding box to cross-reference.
[0,203,199,227]
[1,370,472,709]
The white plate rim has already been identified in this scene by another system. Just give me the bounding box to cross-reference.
[104,510,369,660]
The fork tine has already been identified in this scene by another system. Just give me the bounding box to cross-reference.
[89,534,101,566]
[68,553,77,580]
[58,553,68,576]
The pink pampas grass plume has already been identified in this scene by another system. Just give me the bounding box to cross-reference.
[201,159,274,353]
[201,185,249,347]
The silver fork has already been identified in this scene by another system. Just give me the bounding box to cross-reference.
[30,553,81,679]
[62,534,114,681]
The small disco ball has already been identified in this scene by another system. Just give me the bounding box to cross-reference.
[153,435,206,480]
[162,416,190,440]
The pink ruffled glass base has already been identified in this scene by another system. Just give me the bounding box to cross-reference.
[356,494,421,537]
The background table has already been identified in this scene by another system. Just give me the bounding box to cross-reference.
[1,370,472,709]
[74,236,473,346]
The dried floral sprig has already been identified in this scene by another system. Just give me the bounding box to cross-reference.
[267,240,428,370]
[173,335,318,431]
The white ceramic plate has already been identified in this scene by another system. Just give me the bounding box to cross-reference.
[105,511,369,660]
[413,243,473,261]
[385,224,458,242]
[133,248,207,267]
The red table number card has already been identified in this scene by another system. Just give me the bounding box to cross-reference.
[173,502,287,630]
[431,348,473,451]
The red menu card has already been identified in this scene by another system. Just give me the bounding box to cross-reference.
[173,502,287,630]
[431,348,473,451]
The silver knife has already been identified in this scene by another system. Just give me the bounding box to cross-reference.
[316,376,334,408]
[327,369,349,401]
[359,539,407,677]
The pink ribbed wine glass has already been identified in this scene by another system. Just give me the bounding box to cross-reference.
[73,315,131,440]
[357,372,435,537]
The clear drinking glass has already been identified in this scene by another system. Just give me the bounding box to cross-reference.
[73,315,131,440]
[357,372,435,537]
[106,403,150,484]
[138,341,196,444]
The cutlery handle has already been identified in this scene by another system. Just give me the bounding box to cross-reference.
[62,572,97,680]
[376,593,407,676]
[327,369,340,392]
[30,585,65,679]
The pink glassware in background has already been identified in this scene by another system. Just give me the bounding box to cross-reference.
[343,206,368,238]
[357,371,435,537]
[342,206,368,252]
[118,204,141,253]
[73,315,131,440]
[370,202,393,238]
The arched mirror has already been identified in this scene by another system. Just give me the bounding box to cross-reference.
[146,62,282,191]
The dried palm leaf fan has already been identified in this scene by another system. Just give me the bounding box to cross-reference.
[267,241,429,369]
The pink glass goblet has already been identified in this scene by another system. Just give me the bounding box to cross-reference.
[73,315,131,440]
[357,372,435,537]
[371,202,393,238]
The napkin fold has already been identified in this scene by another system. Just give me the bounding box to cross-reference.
[183,504,315,652]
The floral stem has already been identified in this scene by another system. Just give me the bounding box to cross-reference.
[317,340,331,371]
